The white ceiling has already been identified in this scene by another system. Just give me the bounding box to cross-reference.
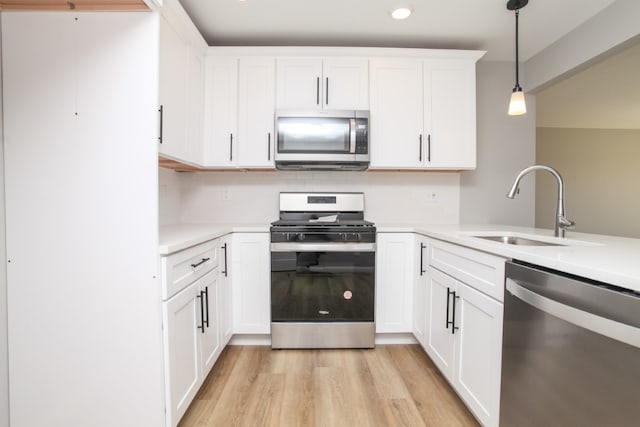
[178,0,616,61]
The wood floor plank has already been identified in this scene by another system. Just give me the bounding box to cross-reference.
[179,345,479,427]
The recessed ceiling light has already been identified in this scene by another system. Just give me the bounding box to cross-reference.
[391,7,412,20]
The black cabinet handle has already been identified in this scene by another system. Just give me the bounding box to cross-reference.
[196,291,205,333]
[420,243,426,276]
[221,243,228,277]
[451,292,460,334]
[316,77,320,105]
[419,134,423,162]
[190,257,210,268]
[427,134,431,162]
[325,77,329,105]
[229,133,233,162]
[203,286,210,328]
[446,288,454,330]
[158,105,163,144]
[268,132,271,161]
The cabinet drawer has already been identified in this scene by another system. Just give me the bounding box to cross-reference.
[161,239,219,300]
[429,239,505,302]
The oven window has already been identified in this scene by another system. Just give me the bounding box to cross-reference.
[271,251,375,322]
[277,117,351,153]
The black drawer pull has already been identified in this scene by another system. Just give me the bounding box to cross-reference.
[190,257,210,268]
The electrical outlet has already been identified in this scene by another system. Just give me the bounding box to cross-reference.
[222,188,231,201]
[423,190,439,204]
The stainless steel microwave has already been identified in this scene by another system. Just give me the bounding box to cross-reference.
[274,110,370,171]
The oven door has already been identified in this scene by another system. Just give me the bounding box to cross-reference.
[270,242,375,323]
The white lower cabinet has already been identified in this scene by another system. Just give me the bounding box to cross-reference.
[219,234,233,346]
[413,236,430,347]
[232,233,271,334]
[424,253,504,427]
[161,237,224,427]
[375,233,416,333]
[162,268,220,427]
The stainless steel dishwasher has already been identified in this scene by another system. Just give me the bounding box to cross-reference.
[500,260,640,427]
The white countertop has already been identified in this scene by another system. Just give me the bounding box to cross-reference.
[378,224,640,293]
[159,223,269,255]
[160,222,640,293]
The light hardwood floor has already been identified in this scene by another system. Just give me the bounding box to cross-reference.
[179,344,479,427]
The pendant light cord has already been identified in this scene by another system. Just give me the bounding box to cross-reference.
[515,9,520,89]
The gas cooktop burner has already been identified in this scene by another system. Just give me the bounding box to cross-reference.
[271,192,376,243]
[270,219,375,228]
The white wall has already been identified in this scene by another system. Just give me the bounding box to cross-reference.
[536,127,640,238]
[526,0,640,92]
[0,16,9,427]
[459,61,536,226]
[3,12,164,426]
[159,167,182,225]
[161,170,462,225]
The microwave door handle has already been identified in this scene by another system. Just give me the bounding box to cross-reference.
[350,118,356,153]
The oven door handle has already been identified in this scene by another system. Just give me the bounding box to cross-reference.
[506,278,640,348]
[271,242,375,252]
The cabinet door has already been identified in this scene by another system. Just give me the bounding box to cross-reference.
[199,270,222,376]
[453,282,503,427]
[375,233,415,333]
[219,235,233,346]
[159,15,188,161]
[276,58,323,109]
[425,267,456,380]
[238,57,276,167]
[369,59,424,168]
[232,233,271,334]
[203,56,238,167]
[322,58,369,109]
[424,59,476,169]
[185,47,205,164]
[413,236,430,347]
[162,282,201,427]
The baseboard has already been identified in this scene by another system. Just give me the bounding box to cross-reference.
[375,333,418,345]
[228,333,418,346]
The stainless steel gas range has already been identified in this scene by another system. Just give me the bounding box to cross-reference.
[270,192,376,349]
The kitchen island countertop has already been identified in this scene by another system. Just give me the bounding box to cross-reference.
[378,224,640,293]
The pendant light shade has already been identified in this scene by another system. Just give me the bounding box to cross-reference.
[507,0,528,116]
[509,87,526,115]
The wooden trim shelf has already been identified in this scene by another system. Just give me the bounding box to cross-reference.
[0,0,149,11]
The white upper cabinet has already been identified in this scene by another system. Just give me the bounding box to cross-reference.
[276,58,368,110]
[203,56,275,168]
[369,58,424,168]
[203,56,238,167]
[369,54,480,170]
[159,15,204,165]
[237,57,276,167]
[424,59,477,169]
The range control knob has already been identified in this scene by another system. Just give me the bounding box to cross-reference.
[355,233,362,241]
[297,233,305,241]
[341,233,348,241]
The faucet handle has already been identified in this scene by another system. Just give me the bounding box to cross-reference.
[559,216,575,229]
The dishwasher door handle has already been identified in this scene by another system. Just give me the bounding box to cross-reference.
[506,279,640,348]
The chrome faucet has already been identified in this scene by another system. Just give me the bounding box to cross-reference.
[507,165,574,238]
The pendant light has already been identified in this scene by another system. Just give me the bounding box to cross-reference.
[507,0,528,115]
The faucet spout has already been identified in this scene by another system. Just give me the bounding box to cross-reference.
[506,165,574,238]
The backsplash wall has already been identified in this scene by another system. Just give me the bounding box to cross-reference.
[160,169,462,225]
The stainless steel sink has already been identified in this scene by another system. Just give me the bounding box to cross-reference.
[472,235,567,246]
